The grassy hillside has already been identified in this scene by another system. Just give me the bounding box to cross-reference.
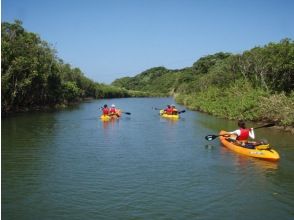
[112,40,294,127]
[112,67,180,95]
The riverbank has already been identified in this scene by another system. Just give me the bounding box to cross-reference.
[3,93,294,134]
[174,87,294,134]
[1,97,92,117]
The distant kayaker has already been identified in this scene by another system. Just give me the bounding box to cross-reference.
[225,120,255,146]
[171,104,178,115]
[109,104,119,117]
[164,105,173,115]
[102,104,109,115]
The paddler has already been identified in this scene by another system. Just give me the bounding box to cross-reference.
[109,104,120,117]
[164,105,173,115]
[171,104,178,115]
[102,104,109,115]
[224,120,255,148]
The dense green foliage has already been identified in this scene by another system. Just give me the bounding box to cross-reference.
[112,67,180,95]
[113,40,294,126]
[1,21,139,113]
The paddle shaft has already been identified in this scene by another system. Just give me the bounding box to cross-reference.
[205,123,275,141]
[221,123,274,136]
[155,108,186,114]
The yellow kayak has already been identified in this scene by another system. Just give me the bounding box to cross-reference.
[219,130,280,161]
[100,109,121,121]
[159,110,180,120]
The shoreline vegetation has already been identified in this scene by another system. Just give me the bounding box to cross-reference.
[112,41,294,132]
[2,21,294,132]
[1,20,154,116]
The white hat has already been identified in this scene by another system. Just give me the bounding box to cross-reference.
[111,104,115,107]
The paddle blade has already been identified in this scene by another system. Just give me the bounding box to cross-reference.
[205,135,218,141]
[124,112,131,115]
[179,110,186,114]
[254,123,275,129]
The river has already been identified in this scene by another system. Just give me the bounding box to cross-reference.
[2,97,294,220]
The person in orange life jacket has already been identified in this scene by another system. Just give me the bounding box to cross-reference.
[102,104,109,115]
[171,104,178,115]
[109,104,119,117]
[164,105,173,115]
[225,120,255,148]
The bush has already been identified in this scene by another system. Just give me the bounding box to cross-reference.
[63,82,81,102]
[257,92,294,126]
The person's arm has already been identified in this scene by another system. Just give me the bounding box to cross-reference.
[249,128,255,139]
[229,129,241,136]
[222,129,239,142]
[221,129,240,137]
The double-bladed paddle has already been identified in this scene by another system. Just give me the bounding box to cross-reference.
[122,112,131,115]
[205,123,275,141]
[100,107,131,115]
[153,107,186,114]
[178,110,186,114]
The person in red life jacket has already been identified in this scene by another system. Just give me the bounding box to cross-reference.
[171,104,178,115]
[102,104,109,115]
[164,105,173,115]
[225,120,255,148]
[109,104,119,117]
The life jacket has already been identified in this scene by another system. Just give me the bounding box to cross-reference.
[237,128,250,141]
[102,107,109,115]
[109,107,116,114]
[165,107,173,115]
[172,108,178,115]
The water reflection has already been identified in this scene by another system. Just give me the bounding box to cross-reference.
[205,144,215,150]
[220,146,279,171]
[102,120,119,129]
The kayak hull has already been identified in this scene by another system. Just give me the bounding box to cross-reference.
[159,110,180,120]
[219,130,280,161]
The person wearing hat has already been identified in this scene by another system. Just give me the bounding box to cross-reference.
[102,104,109,115]
[171,104,178,115]
[109,104,119,117]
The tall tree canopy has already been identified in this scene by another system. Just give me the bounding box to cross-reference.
[1,20,132,113]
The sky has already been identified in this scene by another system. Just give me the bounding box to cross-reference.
[2,0,294,84]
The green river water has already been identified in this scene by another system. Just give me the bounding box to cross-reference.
[2,97,294,220]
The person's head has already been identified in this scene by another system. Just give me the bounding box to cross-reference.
[171,104,175,108]
[104,104,108,108]
[167,105,171,108]
[237,120,246,129]
[111,104,115,108]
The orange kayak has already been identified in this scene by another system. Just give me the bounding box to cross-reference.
[219,130,280,161]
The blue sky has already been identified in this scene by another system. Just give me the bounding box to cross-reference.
[2,0,294,84]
